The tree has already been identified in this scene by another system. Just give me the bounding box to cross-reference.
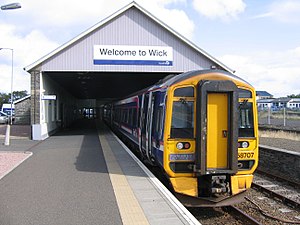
[0,92,10,108]
[287,94,300,98]
[12,90,28,101]
[0,90,28,108]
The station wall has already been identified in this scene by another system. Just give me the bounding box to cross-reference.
[32,73,78,140]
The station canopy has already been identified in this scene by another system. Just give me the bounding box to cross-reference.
[45,71,169,99]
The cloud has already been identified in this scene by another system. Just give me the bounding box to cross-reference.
[19,0,127,28]
[192,0,246,21]
[253,0,300,23]
[0,23,58,93]
[15,0,193,39]
[219,47,300,97]
[138,0,194,39]
[0,0,194,93]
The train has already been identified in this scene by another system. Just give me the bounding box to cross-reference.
[103,69,259,207]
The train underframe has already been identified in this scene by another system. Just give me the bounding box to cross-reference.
[168,173,253,207]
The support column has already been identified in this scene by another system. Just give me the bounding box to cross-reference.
[31,70,44,140]
[30,70,41,124]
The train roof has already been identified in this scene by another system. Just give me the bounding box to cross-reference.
[112,69,253,103]
[155,69,253,88]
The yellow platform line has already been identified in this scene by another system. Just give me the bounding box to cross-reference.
[98,130,149,225]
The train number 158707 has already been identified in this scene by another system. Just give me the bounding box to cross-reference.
[238,152,254,159]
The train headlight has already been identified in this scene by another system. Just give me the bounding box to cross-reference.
[176,142,184,150]
[242,141,249,148]
[176,142,191,150]
[238,141,249,148]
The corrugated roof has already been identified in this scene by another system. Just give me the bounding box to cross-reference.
[256,91,273,96]
[24,1,233,73]
[14,95,31,104]
[272,97,291,103]
[256,98,274,103]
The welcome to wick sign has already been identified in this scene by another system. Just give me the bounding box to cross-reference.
[93,45,173,66]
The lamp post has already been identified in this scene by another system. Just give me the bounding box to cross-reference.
[0,3,21,145]
[1,3,21,10]
[0,48,14,145]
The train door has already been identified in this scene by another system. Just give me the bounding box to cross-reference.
[195,80,239,175]
[207,93,228,169]
[151,92,165,165]
[146,92,155,160]
[139,92,156,162]
[140,93,149,155]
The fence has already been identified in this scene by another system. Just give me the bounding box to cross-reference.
[258,108,300,129]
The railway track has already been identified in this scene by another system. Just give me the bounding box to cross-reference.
[189,205,261,225]
[223,206,262,225]
[235,172,300,224]
[253,173,300,208]
[189,172,300,224]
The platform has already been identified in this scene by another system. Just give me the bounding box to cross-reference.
[0,120,199,225]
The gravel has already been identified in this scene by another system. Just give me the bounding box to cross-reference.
[0,151,32,180]
[237,189,300,225]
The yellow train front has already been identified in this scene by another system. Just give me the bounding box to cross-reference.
[105,69,258,207]
[161,70,258,207]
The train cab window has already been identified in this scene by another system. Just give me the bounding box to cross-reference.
[238,88,252,98]
[174,87,194,97]
[239,102,254,137]
[171,100,194,138]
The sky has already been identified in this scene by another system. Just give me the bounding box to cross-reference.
[0,0,300,98]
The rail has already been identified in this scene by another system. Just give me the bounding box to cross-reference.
[223,206,262,225]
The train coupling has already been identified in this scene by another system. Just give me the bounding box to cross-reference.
[211,175,228,195]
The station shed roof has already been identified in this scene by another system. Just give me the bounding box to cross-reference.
[24,2,233,73]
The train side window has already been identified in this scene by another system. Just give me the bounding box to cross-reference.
[154,107,162,134]
[171,101,194,138]
[117,109,120,122]
[123,109,128,124]
[174,87,194,97]
[120,109,125,123]
[115,109,118,122]
[128,108,132,125]
[132,109,137,127]
[129,108,135,126]
[127,109,130,124]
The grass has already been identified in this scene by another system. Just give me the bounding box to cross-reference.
[258,110,300,120]
[259,130,300,141]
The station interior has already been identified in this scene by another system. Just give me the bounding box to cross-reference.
[43,71,171,119]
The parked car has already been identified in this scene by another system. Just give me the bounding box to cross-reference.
[0,111,8,124]
[4,110,15,122]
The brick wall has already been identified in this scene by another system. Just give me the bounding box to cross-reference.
[15,97,31,125]
[258,145,300,184]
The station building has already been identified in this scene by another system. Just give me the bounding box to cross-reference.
[25,2,232,140]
